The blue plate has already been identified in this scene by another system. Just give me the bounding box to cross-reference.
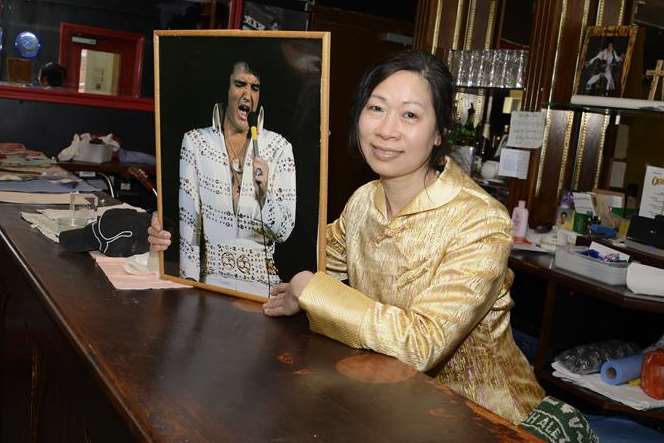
[15,31,41,59]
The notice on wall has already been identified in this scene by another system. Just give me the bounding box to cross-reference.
[78,49,121,95]
[498,148,530,179]
[507,111,546,149]
[639,165,664,219]
[609,160,627,189]
[572,192,596,216]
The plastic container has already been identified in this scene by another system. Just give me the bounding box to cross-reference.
[554,246,628,285]
[73,142,113,164]
[641,349,664,400]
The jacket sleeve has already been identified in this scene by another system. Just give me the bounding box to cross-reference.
[299,206,512,371]
[259,138,296,243]
[178,131,202,280]
[325,206,349,281]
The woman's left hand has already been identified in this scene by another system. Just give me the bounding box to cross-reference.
[263,271,314,317]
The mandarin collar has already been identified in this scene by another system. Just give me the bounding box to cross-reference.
[373,156,465,219]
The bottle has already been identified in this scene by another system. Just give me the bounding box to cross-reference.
[478,122,493,162]
[494,124,510,159]
[473,122,491,173]
[464,103,476,131]
[511,200,529,241]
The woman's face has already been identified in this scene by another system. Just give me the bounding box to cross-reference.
[359,70,441,181]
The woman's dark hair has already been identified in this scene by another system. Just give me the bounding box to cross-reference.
[349,50,455,170]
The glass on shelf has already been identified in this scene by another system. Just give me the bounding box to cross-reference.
[444,49,529,89]
[457,50,471,87]
[514,50,528,89]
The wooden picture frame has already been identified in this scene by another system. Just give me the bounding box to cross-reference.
[573,25,638,97]
[154,30,330,302]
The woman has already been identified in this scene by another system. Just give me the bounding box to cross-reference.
[150,50,545,424]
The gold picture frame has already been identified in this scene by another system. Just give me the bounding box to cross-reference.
[154,30,330,302]
[574,25,638,97]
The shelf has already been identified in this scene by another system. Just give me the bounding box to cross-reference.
[457,86,524,93]
[473,176,509,190]
[0,82,154,112]
[509,252,664,313]
[58,161,155,178]
[548,101,664,118]
[595,238,664,269]
[538,369,664,422]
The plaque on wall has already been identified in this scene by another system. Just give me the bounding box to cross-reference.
[78,49,121,95]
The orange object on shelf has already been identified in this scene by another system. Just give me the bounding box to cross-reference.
[641,349,664,400]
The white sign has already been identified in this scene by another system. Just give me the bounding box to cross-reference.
[609,161,626,189]
[498,148,530,179]
[572,192,595,216]
[507,111,546,149]
[639,165,664,219]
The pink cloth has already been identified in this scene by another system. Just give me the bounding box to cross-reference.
[90,253,189,290]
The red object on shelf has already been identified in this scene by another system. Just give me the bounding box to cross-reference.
[0,82,154,112]
[641,349,664,400]
[58,23,145,97]
[228,0,245,28]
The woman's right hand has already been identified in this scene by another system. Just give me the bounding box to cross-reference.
[147,212,171,252]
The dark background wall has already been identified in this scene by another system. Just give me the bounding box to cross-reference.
[0,98,155,156]
[0,0,209,155]
[0,0,161,95]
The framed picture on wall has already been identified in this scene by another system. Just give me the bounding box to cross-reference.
[154,30,330,302]
[574,25,638,97]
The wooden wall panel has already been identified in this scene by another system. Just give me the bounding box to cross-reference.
[310,6,413,220]
[512,0,630,225]
[415,0,634,225]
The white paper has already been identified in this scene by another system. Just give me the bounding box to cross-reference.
[498,148,530,179]
[626,263,664,297]
[609,161,626,188]
[0,191,93,205]
[551,361,664,410]
[572,192,595,216]
[506,111,545,149]
[614,124,629,159]
[639,165,664,218]
[589,241,630,261]
[606,195,624,208]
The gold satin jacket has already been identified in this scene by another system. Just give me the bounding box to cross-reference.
[299,158,545,424]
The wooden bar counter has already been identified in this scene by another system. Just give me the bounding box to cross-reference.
[0,204,537,442]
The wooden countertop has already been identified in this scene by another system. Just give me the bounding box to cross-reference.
[0,205,537,442]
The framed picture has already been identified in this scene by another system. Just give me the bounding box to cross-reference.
[154,30,330,302]
[574,25,638,97]
[59,23,145,97]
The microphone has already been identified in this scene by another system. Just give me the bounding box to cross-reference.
[248,111,264,206]
[248,111,260,159]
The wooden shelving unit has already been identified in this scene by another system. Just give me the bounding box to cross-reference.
[509,251,664,425]
[538,370,664,422]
